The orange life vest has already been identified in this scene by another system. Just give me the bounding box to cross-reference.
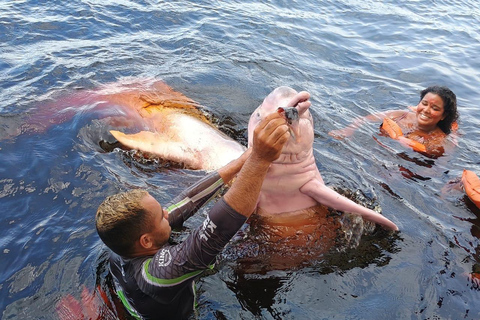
[462,169,480,209]
[381,118,427,152]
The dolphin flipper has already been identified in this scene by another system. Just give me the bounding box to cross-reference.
[300,179,399,231]
[110,130,202,169]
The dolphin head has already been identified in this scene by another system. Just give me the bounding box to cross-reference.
[248,86,314,162]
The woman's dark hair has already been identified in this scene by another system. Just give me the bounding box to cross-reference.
[420,86,458,134]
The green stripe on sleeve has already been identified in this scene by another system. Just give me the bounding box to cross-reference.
[142,259,215,287]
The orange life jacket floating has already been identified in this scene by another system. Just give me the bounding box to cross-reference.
[462,169,480,209]
[381,118,427,153]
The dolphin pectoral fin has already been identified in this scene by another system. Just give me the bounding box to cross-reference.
[109,130,161,153]
[300,180,398,231]
[109,130,202,169]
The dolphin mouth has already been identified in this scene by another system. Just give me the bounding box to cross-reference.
[277,107,299,124]
[277,107,299,141]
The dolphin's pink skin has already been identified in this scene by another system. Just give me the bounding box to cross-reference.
[248,86,398,231]
[56,285,119,320]
[23,79,246,171]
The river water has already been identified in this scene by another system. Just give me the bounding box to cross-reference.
[1,1,480,319]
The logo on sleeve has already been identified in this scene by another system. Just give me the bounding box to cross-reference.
[199,216,217,241]
[156,249,172,267]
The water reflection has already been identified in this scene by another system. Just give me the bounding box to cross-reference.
[2,0,480,318]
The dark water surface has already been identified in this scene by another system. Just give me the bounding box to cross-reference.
[1,1,480,319]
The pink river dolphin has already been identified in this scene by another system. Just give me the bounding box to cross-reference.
[247,86,399,232]
[101,81,246,171]
[20,79,245,171]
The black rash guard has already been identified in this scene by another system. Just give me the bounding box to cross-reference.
[109,172,246,319]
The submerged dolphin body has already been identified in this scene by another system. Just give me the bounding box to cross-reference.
[247,86,398,231]
[24,80,246,171]
[100,81,246,170]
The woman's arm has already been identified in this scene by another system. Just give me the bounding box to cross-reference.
[329,109,407,139]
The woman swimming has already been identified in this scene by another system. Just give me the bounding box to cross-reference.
[329,86,459,157]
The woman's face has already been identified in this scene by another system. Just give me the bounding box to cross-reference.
[416,92,446,132]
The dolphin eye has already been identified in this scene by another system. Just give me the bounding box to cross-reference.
[257,112,260,118]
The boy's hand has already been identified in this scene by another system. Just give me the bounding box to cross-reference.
[251,112,290,163]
